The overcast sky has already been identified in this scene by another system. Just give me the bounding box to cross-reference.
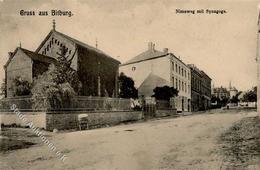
[0,0,259,91]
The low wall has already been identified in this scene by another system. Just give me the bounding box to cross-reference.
[0,112,46,129]
[155,109,177,117]
[46,111,143,131]
[0,111,143,131]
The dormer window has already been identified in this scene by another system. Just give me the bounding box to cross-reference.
[132,66,136,71]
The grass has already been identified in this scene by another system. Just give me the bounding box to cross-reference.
[219,116,260,169]
[0,128,46,153]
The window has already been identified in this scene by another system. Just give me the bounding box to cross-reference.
[185,82,187,92]
[47,45,49,51]
[172,77,175,87]
[57,41,60,45]
[181,68,183,76]
[182,81,184,91]
[132,66,136,71]
[176,78,178,90]
[185,70,186,77]
[179,80,181,91]
[175,64,178,73]
[69,50,71,54]
[172,61,174,71]
[55,39,57,44]
[179,66,181,74]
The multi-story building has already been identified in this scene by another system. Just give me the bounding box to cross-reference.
[188,64,202,111]
[200,71,212,110]
[119,42,191,112]
[188,65,211,111]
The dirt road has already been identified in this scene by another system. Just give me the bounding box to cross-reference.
[0,111,258,170]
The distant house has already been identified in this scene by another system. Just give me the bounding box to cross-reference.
[213,86,229,99]
[119,42,191,112]
[4,24,120,98]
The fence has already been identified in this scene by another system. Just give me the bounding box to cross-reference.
[0,96,132,112]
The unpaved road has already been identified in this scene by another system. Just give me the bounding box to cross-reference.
[0,111,258,170]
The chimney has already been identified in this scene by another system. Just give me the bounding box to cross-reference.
[148,42,153,50]
[148,42,155,52]
[163,48,168,53]
[8,52,13,58]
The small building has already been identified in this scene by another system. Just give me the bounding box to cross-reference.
[4,48,56,97]
[119,42,191,112]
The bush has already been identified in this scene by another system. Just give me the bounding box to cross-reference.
[12,76,32,96]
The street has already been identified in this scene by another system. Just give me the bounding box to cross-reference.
[0,110,259,170]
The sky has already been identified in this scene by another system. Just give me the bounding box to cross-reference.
[0,0,259,91]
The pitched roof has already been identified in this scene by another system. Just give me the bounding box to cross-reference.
[21,48,56,64]
[35,30,120,64]
[4,47,56,68]
[138,73,170,96]
[121,49,168,66]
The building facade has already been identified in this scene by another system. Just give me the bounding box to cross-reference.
[200,71,212,110]
[188,64,202,112]
[119,42,191,112]
[188,65,211,111]
[213,87,229,99]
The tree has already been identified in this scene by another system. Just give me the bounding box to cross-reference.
[118,72,138,99]
[12,76,32,96]
[0,78,7,97]
[53,46,82,94]
[152,85,178,101]
[32,64,76,110]
[242,86,257,102]
[32,46,81,110]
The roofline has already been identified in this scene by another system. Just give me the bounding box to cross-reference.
[169,53,190,68]
[35,30,54,53]
[35,29,120,64]
[4,47,19,69]
[119,54,168,66]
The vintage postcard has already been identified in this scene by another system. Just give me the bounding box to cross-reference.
[0,0,259,170]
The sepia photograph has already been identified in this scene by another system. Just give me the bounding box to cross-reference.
[0,0,259,169]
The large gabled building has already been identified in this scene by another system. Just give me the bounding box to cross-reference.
[119,42,191,112]
[4,22,120,98]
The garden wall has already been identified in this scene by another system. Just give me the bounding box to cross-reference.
[0,111,143,131]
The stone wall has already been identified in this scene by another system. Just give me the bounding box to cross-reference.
[46,111,143,131]
[155,109,177,117]
[0,112,46,129]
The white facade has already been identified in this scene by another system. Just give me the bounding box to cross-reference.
[119,44,191,112]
